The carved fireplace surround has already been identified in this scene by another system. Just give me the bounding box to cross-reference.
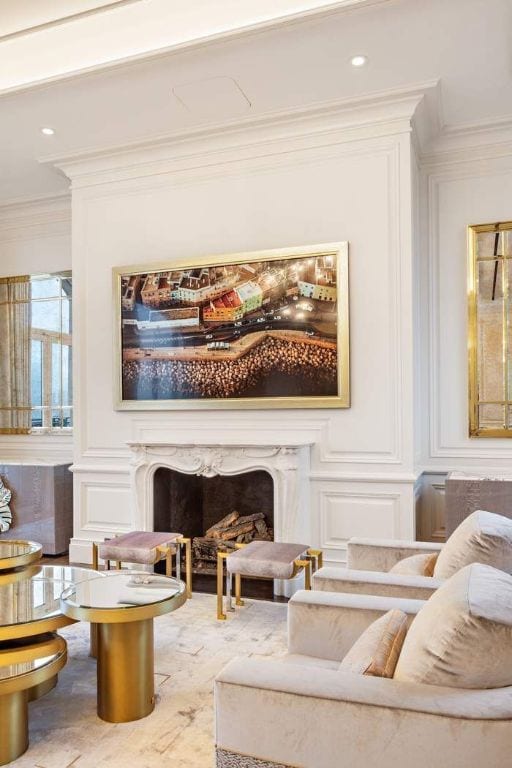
[127,442,312,586]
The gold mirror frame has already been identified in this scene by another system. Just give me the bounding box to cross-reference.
[468,221,512,436]
[113,242,350,410]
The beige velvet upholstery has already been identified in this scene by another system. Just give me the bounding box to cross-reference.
[340,609,408,677]
[287,590,422,661]
[215,587,512,768]
[97,531,180,564]
[226,541,309,580]
[395,563,512,689]
[389,552,438,576]
[434,510,512,578]
[347,538,444,572]
[312,566,441,600]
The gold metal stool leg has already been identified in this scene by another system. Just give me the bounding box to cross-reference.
[307,548,323,572]
[92,542,99,571]
[115,561,122,570]
[97,619,154,722]
[182,537,192,598]
[0,690,28,765]
[235,573,244,606]
[294,559,312,590]
[217,552,227,620]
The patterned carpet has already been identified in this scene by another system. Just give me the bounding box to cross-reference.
[12,594,288,768]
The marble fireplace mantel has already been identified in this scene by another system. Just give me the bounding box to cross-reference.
[127,442,313,549]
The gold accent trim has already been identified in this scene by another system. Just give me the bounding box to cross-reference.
[217,551,228,620]
[0,541,42,571]
[468,221,512,436]
[113,242,350,411]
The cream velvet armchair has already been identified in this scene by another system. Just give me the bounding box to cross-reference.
[313,537,445,599]
[214,589,512,768]
[312,510,512,600]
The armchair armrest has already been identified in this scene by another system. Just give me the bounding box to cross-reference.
[215,658,512,768]
[288,589,423,661]
[313,567,443,601]
[347,537,444,571]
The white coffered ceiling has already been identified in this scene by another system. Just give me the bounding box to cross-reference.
[0,0,511,205]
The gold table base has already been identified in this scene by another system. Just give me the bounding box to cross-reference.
[97,619,154,722]
[0,690,27,766]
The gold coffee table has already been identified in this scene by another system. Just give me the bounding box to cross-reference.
[0,633,67,766]
[60,572,187,722]
[0,540,42,571]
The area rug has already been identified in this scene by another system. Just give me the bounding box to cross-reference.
[12,593,287,768]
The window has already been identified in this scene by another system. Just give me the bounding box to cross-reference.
[30,273,72,431]
[468,222,512,436]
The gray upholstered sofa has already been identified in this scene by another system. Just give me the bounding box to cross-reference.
[215,565,512,768]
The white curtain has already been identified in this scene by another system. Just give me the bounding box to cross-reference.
[0,276,31,434]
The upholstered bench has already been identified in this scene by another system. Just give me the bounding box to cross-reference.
[92,531,192,598]
[216,540,322,620]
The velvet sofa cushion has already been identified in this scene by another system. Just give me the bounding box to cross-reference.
[433,510,512,579]
[388,553,438,577]
[394,563,512,689]
[339,609,408,678]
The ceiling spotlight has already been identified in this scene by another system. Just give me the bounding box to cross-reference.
[41,127,55,136]
[350,55,367,67]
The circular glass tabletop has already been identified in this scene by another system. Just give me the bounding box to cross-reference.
[0,540,42,570]
[0,578,74,640]
[0,635,67,692]
[60,572,187,623]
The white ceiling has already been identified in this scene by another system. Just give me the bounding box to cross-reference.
[0,0,511,205]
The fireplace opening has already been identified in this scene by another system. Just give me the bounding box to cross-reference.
[153,467,274,597]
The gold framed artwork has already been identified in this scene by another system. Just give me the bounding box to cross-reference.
[113,242,349,410]
[468,221,512,436]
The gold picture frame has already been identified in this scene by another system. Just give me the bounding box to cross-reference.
[468,221,512,436]
[113,242,349,410]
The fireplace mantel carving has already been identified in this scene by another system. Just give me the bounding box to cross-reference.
[127,442,312,554]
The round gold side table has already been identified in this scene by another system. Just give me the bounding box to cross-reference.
[60,572,187,723]
[0,540,42,571]
[0,633,67,766]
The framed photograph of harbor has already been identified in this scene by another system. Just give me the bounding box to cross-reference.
[113,242,349,409]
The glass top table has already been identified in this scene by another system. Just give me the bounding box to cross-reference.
[0,577,76,640]
[0,540,42,571]
[60,572,186,622]
[60,572,187,723]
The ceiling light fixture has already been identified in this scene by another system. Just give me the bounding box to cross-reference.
[350,55,367,67]
[40,127,55,136]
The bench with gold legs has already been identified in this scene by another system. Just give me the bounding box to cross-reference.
[217,541,323,620]
[92,531,192,599]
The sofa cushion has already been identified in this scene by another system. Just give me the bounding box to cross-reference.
[434,510,512,579]
[389,552,438,577]
[394,563,512,689]
[339,609,408,678]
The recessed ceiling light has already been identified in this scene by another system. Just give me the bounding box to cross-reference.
[41,127,55,136]
[350,55,368,68]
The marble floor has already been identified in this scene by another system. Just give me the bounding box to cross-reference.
[12,593,288,768]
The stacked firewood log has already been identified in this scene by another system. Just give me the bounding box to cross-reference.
[192,510,273,572]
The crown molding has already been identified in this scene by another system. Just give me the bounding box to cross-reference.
[0,0,394,97]
[43,80,439,188]
[0,193,71,243]
[421,114,512,171]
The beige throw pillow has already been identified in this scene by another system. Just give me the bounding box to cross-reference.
[394,563,512,689]
[340,609,408,679]
[389,552,438,577]
[434,509,512,579]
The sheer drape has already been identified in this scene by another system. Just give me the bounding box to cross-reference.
[0,276,31,434]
